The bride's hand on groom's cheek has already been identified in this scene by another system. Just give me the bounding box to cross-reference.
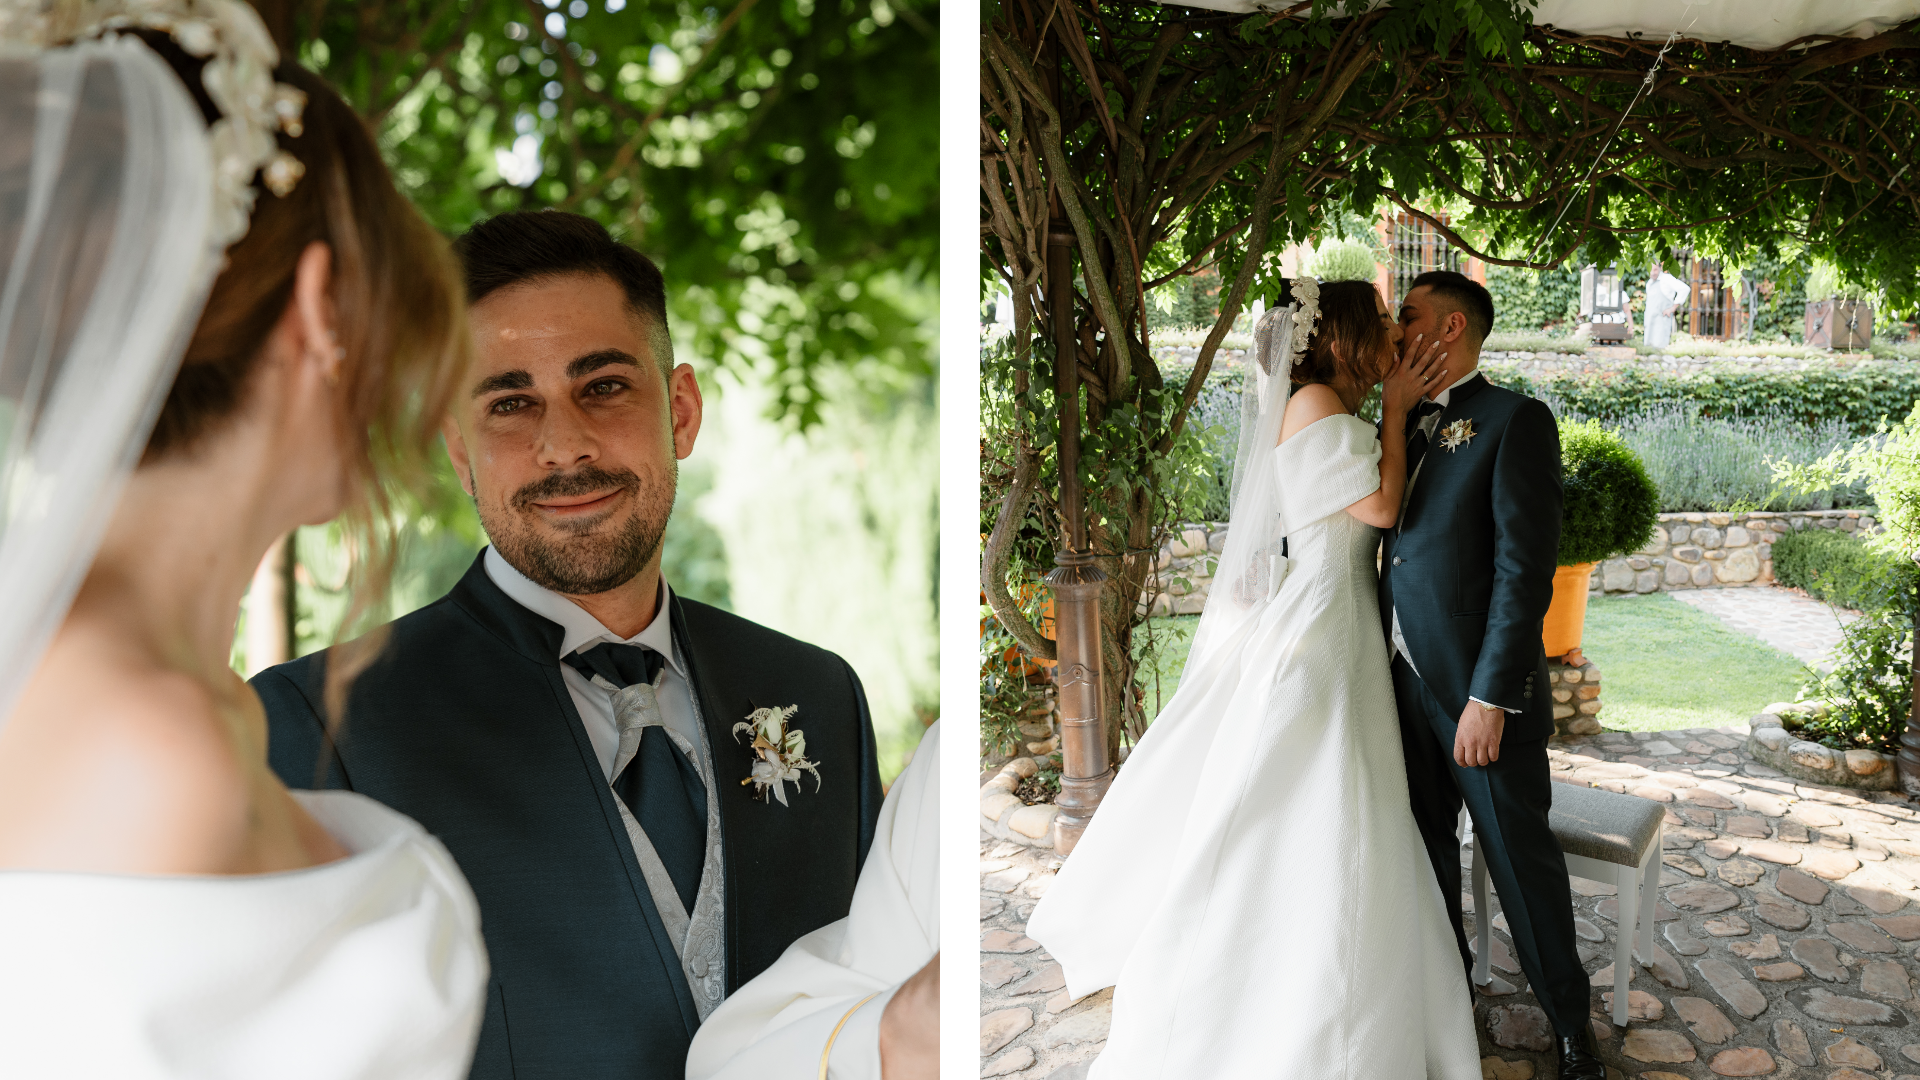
[878,952,938,1080]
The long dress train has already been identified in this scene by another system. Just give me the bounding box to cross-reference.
[1025,414,1480,1079]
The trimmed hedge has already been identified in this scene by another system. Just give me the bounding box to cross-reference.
[1558,419,1661,566]
[1487,364,1920,436]
[1772,528,1917,614]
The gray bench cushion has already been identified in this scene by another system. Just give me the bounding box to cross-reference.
[1549,782,1664,866]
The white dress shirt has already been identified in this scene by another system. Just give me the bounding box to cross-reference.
[484,547,710,780]
[1390,370,1518,715]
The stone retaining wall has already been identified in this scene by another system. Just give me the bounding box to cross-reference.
[1597,508,1876,596]
[1746,704,1897,792]
[1143,509,1878,615]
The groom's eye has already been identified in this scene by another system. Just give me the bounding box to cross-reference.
[584,378,627,397]
[490,396,531,415]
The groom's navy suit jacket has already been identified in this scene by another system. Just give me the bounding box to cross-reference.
[255,553,883,1080]
[1378,372,1562,741]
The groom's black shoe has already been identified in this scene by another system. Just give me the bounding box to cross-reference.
[1556,1029,1605,1079]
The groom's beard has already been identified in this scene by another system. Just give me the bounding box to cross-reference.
[479,461,675,595]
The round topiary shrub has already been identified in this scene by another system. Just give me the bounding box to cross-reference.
[1558,418,1660,566]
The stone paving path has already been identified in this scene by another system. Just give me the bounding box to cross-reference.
[981,727,1920,1079]
[1667,587,1860,672]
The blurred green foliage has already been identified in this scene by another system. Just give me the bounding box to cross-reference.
[296,0,937,425]
[1488,364,1920,438]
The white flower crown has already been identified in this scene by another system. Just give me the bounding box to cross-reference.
[1287,277,1322,372]
[1,0,309,251]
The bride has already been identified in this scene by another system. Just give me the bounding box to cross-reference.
[0,5,485,1075]
[1026,278,1481,1077]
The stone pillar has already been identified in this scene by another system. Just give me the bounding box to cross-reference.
[1549,656,1604,738]
[1049,550,1111,854]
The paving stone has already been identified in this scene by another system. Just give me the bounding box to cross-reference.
[1864,959,1914,1000]
[1826,1069,1878,1080]
[1574,916,1605,942]
[1727,815,1771,838]
[1705,838,1741,859]
[1705,1046,1776,1075]
[1793,803,1845,827]
[1824,1035,1885,1068]
[1775,867,1829,905]
[984,866,1031,893]
[1790,936,1850,981]
[1686,789,1738,809]
[982,1046,1036,1076]
[1705,914,1754,936]
[1471,934,1521,974]
[1667,853,1708,877]
[1596,896,1680,923]
[1829,921,1899,954]
[1671,883,1743,913]
[1622,1028,1697,1062]
[1043,1001,1113,1049]
[1753,961,1806,981]
[1697,957,1770,1017]
[1631,784,1676,803]
[1772,1018,1815,1065]
[1754,896,1812,931]
[982,957,1028,988]
[1739,791,1791,816]
[1901,1043,1920,1065]
[1800,848,1864,879]
[1477,1058,1535,1080]
[1010,962,1067,997]
[1676,806,1720,827]
[1673,996,1739,1044]
[1475,974,1520,996]
[1743,840,1804,865]
[1599,989,1664,1021]
[982,1006,1034,1055]
[1849,885,1911,914]
[1718,858,1765,886]
[1790,987,1905,1025]
[1775,820,1810,843]
[1667,923,1710,956]
[983,929,1042,953]
[1487,1004,1554,1052]
[983,896,1006,919]
[1640,943,1691,988]
[1730,934,1782,960]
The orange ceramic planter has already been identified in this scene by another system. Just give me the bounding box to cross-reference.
[1541,562,1595,660]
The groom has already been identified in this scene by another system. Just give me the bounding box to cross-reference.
[255,211,883,1078]
[1379,271,1601,1078]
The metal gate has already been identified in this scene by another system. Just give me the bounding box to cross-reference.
[1389,214,1462,305]
[1685,254,1744,339]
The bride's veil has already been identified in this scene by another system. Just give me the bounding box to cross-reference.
[0,37,220,728]
[1181,289,1300,668]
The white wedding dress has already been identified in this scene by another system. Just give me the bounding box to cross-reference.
[1026,397,1480,1077]
[0,790,489,1079]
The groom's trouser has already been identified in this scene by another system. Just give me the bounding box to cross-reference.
[1392,654,1592,1038]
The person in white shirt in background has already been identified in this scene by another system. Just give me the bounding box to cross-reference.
[687,723,940,1080]
[1643,260,1690,348]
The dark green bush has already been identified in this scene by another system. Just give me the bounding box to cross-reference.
[1559,419,1661,566]
[1487,364,1920,437]
[1796,610,1912,753]
[1773,528,1918,613]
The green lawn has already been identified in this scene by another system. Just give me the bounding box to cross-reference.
[1582,592,1810,731]
[1133,593,1811,732]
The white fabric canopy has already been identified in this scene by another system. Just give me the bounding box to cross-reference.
[1159,0,1920,50]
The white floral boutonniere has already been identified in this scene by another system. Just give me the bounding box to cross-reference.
[733,705,821,806]
[1438,418,1476,452]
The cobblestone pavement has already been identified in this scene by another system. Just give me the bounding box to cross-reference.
[981,727,1920,1079]
[1667,587,1860,672]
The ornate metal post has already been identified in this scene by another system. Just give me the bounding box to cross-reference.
[1044,216,1111,853]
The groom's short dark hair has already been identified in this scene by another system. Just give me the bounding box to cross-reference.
[1408,270,1494,344]
[454,210,674,378]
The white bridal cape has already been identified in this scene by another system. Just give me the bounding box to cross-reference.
[686,721,939,1080]
[0,790,489,1079]
[1027,299,1478,1078]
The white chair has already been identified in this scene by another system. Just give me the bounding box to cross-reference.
[1463,783,1665,1027]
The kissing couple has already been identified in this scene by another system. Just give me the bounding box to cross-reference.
[1029,272,1603,1079]
[0,8,934,1080]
